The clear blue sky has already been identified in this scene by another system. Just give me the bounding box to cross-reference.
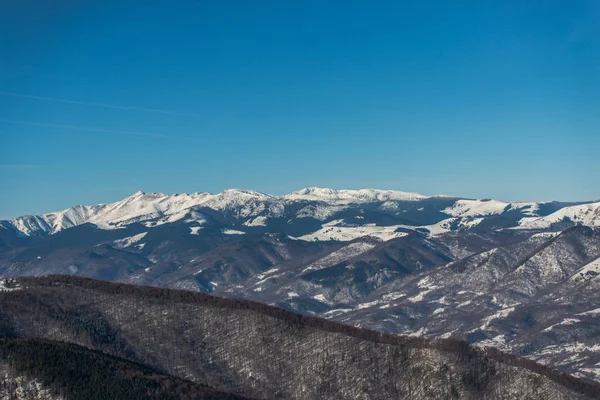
[1,0,599,218]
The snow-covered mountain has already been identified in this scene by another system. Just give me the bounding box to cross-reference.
[3,189,277,236]
[515,202,600,230]
[443,198,539,218]
[283,187,428,203]
[3,187,597,238]
[2,187,600,383]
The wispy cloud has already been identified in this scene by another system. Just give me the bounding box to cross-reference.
[0,118,185,139]
[0,91,200,117]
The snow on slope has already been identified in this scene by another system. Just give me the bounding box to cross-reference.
[516,202,600,230]
[295,204,349,220]
[6,187,425,236]
[294,219,408,242]
[0,281,20,291]
[201,189,282,219]
[5,187,598,237]
[111,232,147,249]
[243,216,268,227]
[9,205,101,236]
[6,189,272,235]
[444,199,538,218]
[301,241,377,273]
[99,191,213,228]
[570,257,600,281]
[284,187,428,203]
[416,217,486,236]
[223,229,246,235]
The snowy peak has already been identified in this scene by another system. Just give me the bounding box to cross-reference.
[3,188,598,237]
[206,189,273,206]
[5,189,278,236]
[516,202,600,230]
[443,199,539,218]
[219,188,272,198]
[283,187,428,203]
[202,189,281,219]
[84,191,212,229]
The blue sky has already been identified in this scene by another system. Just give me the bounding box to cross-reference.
[1,0,599,218]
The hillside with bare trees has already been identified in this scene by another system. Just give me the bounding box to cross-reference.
[0,276,597,399]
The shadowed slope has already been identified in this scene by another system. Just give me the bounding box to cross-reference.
[0,276,597,399]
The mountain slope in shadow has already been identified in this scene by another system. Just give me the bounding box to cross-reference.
[0,276,598,400]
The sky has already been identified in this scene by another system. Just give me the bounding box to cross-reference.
[1,0,599,218]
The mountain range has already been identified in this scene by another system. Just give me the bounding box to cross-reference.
[1,187,600,384]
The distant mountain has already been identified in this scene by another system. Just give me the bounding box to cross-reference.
[515,202,600,230]
[1,188,600,383]
[0,276,598,399]
[3,188,595,238]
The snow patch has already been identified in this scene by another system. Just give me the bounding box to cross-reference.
[243,216,268,227]
[577,308,600,316]
[407,290,432,303]
[190,226,203,235]
[515,202,600,230]
[284,187,427,204]
[295,204,348,220]
[111,232,147,249]
[313,294,329,303]
[382,292,406,302]
[571,257,600,281]
[542,318,581,332]
[255,268,279,280]
[295,220,408,242]
[408,327,428,336]
[481,307,515,328]
[357,300,382,309]
[476,335,507,348]
[301,241,376,273]
[320,308,353,318]
[444,199,511,218]
[0,280,21,291]
[223,229,246,235]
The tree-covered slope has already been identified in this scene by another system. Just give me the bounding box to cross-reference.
[0,338,248,400]
[0,276,598,399]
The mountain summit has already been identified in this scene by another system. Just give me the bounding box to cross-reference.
[3,188,598,237]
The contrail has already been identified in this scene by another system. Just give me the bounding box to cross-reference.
[0,91,199,117]
[0,118,185,139]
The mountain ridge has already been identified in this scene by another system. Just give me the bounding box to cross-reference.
[3,187,598,238]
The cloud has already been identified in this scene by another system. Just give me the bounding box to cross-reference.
[0,91,200,117]
[0,118,186,139]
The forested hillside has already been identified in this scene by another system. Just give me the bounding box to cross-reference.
[0,276,598,399]
[0,338,248,400]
